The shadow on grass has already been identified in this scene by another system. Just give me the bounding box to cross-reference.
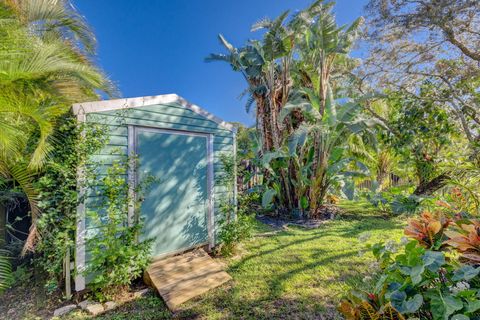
[88,291,343,320]
[177,290,342,320]
[88,211,402,320]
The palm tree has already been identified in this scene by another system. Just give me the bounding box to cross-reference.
[0,0,115,252]
[206,1,325,153]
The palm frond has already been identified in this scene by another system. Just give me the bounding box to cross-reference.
[0,245,13,293]
[5,0,96,54]
[251,17,273,32]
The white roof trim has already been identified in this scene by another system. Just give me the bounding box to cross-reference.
[72,93,235,131]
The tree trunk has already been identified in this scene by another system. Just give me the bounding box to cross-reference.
[413,173,451,196]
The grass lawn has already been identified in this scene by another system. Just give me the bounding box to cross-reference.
[59,201,405,320]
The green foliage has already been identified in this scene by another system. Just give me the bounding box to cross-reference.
[262,97,378,215]
[85,159,153,301]
[374,240,480,319]
[341,212,480,319]
[366,186,425,215]
[35,116,107,293]
[208,2,367,215]
[217,213,254,257]
[0,243,13,293]
[216,153,254,256]
[380,87,461,193]
[0,0,115,254]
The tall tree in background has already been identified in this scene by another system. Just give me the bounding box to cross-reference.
[293,3,363,211]
[207,1,324,211]
[0,0,115,252]
[362,0,480,154]
[208,1,370,214]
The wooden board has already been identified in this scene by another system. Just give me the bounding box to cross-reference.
[144,249,232,311]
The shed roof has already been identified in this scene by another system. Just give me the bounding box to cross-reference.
[72,94,235,132]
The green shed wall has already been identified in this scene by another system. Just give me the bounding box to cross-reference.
[75,99,235,290]
[84,103,234,233]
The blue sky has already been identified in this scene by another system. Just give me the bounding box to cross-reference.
[74,1,367,125]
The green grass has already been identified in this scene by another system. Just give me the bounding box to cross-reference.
[64,201,404,320]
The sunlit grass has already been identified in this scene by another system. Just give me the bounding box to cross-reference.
[65,201,405,320]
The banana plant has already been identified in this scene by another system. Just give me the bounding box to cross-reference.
[272,90,380,215]
[208,1,365,215]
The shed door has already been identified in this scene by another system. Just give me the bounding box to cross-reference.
[136,128,210,257]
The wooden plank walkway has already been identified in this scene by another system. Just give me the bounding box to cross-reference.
[144,249,232,310]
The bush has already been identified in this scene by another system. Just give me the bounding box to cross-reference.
[85,160,153,301]
[215,153,255,256]
[217,213,254,256]
[367,188,424,215]
[339,211,480,319]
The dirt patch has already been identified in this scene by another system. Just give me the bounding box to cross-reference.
[0,279,152,319]
[309,204,343,220]
[0,284,62,319]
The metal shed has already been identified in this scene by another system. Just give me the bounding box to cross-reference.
[72,94,236,291]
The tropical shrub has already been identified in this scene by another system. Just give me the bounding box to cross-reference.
[261,96,377,217]
[217,213,254,257]
[340,212,480,319]
[341,240,480,319]
[216,153,254,256]
[445,220,480,265]
[367,188,424,216]
[404,211,451,249]
[85,159,154,301]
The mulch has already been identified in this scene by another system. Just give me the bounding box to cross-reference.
[256,204,343,232]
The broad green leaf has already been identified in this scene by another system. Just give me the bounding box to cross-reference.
[422,251,445,272]
[444,296,465,317]
[404,294,423,313]
[323,85,336,125]
[453,265,480,281]
[262,188,277,208]
[429,291,464,320]
[409,264,425,285]
[342,179,355,200]
[327,157,352,175]
[288,126,309,156]
[467,300,480,313]
[390,290,407,313]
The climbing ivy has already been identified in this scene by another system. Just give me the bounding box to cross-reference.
[36,114,107,293]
